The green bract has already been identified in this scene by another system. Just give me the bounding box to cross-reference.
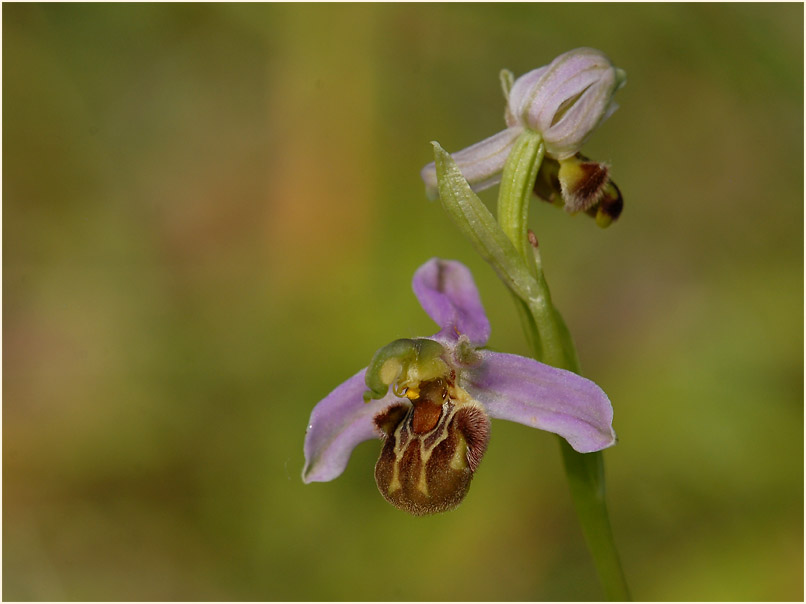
[432,142,539,303]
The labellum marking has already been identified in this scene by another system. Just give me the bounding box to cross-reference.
[374,376,490,515]
[560,159,609,213]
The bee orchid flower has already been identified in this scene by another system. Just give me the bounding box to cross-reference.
[420,48,626,223]
[302,258,616,515]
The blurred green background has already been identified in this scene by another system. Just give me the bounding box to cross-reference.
[4,3,803,601]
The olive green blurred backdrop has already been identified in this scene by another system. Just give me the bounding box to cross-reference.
[4,3,803,601]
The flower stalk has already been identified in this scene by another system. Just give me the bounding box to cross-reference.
[495,134,630,601]
[497,130,579,371]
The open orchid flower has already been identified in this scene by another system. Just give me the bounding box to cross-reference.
[420,48,626,219]
[302,258,615,516]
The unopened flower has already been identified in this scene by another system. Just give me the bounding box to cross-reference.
[421,47,625,217]
[302,258,616,515]
[505,47,625,159]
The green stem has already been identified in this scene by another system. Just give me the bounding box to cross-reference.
[497,131,544,280]
[559,443,630,601]
[497,130,630,601]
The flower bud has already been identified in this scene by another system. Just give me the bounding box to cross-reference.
[507,48,626,160]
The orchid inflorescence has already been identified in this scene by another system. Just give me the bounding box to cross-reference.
[422,47,626,227]
[303,47,626,519]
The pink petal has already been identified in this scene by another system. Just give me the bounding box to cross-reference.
[465,351,616,452]
[412,258,490,347]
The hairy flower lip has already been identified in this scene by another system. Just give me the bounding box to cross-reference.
[421,47,625,199]
[302,258,616,487]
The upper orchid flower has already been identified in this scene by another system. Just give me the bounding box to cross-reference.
[505,47,625,159]
[421,48,626,217]
[302,258,616,516]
